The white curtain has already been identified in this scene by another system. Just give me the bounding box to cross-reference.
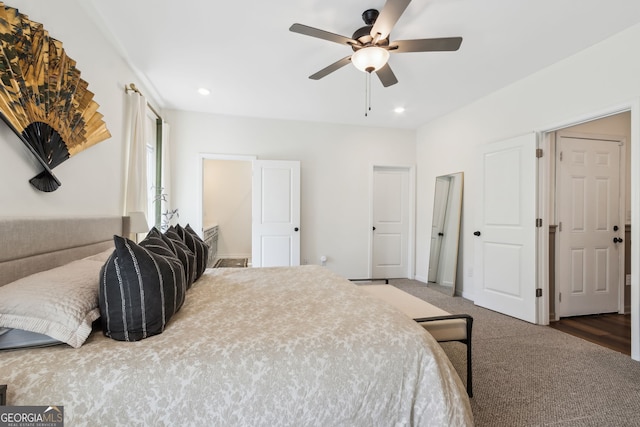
[123,91,148,216]
[160,121,175,230]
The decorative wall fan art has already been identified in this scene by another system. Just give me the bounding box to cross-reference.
[0,2,111,192]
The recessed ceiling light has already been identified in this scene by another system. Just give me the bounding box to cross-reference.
[197,87,211,96]
[394,107,405,114]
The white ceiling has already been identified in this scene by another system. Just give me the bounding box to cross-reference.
[87,0,640,129]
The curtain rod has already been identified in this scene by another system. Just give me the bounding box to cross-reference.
[125,83,162,120]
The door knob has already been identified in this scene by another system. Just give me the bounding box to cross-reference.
[473,231,481,236]
[294,227,299,232]
[373,226,376,231]
[613,237,623,243]
[438,232,444,236]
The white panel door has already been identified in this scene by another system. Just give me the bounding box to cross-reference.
[252,160,300,267]
[372,166,410,278]
[474,133,538,323]
[556,136,621,317]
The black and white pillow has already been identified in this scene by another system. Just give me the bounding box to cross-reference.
[173,224,209,281]
[139,232,176,258]
[99,235,186,342]
[148,228,197,288]
[183,223,210,269]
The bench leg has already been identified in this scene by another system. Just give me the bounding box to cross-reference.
[465,339,473,397]
[465,317,473,397]
[414,314,474,397]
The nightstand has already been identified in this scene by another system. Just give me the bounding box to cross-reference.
[0,384,6,405]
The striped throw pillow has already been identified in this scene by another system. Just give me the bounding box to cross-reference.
[99,235,186,342]
[174,224,209,281]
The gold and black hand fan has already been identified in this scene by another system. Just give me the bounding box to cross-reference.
[0,2,111,192]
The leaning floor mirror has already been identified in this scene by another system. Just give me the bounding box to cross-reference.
[427,172,463,296]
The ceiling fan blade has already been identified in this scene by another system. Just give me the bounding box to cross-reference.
[370,0,411,40]
[309,56,352,80]
[290,23,358,46]
[390,37,463,53]
[376,63,398,87]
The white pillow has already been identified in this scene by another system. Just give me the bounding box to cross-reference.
[0,259,103,348]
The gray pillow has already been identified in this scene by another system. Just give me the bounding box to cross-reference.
[0,259,103,348]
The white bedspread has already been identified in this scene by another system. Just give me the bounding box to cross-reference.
[0,266,473,426]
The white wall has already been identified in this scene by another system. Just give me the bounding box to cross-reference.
[416,23,640,299]
[0,0,156,217]
[165,110,416,279]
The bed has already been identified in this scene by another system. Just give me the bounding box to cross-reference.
[0,217,473,426]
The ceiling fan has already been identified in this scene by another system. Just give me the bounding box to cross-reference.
[290,0,462,87]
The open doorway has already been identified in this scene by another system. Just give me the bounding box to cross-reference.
[201,155,254,267]
[545,112,631,354]
[199,154,301,268]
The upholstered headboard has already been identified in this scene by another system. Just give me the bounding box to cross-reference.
[0,216,128,287]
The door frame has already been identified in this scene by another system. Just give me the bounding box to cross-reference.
[536,99,639,361]
[368,164,416,279]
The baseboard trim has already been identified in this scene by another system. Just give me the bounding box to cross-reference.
[461,290,474,301]
[414,274,427,283]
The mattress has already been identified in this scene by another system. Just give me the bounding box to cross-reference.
[0,265,473,426]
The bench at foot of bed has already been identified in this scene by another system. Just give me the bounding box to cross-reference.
[360,284,473,397]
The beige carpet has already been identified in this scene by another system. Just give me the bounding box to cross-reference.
[385,279,640,427]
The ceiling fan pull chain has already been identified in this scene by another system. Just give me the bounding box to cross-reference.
[364,71,374,117]
[364,72,369,117]
[368,72,372,113]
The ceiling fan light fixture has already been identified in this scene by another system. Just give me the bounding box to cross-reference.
[351,46,389,73]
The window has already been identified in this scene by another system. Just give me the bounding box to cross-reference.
[145,108,162,228]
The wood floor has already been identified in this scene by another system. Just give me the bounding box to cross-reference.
[549,313,631,355]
